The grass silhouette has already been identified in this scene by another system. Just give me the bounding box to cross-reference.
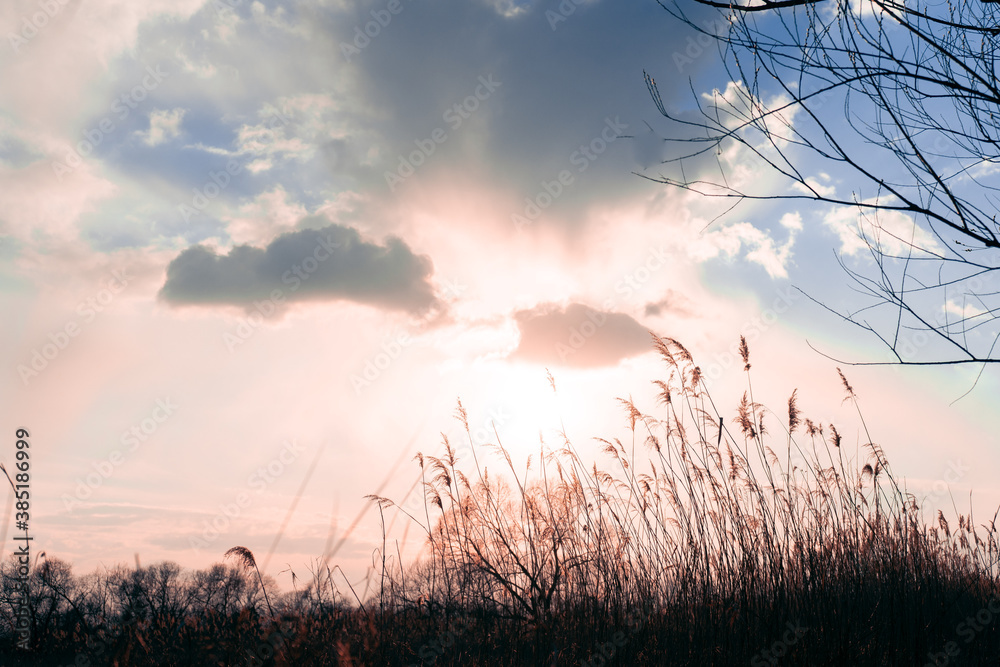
[0,334,997,665]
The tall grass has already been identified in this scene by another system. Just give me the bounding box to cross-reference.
[367,333,1000,664]
[1,334,997,664]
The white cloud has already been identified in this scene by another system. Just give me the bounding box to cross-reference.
[183,95,338,172]
[704,80,800,144]
[139,108,186,147]
[249,1,308,35]
[689,220,797,279]
[823,198,942,257]
[0,156,117,242]
[779,211,803,231]
[481,0,538,17]
[700,80,802,195]
[943,298,986,322]
[174,45,219,79]
[223,186,309,246]
[0,0,206,132]
[792,176,836,198]
[193,94,346,173]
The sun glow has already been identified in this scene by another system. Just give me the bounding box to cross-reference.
[469,363,562,456]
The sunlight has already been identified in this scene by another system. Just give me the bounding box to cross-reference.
[7,0,1000,661]
[461,362,563,465]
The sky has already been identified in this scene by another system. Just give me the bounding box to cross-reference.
[1,0,998,593]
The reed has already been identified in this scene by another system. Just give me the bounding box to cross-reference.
[366,333,1000,664]
[0,334,996,664]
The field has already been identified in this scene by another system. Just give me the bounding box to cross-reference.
[1,336,998,666]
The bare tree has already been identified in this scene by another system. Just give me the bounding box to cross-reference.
[645,0,1000,369]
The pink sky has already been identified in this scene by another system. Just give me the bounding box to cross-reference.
[1,0,997,593]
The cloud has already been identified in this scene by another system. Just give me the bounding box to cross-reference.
[644,289,696,318]
[943,298,986,322]
[689,220,797,279]
[823,198,942,257]
[313,0,700,208]
[185,95,344,174]
[233,96,333,173]
[792,176,836,199]
[139,108,186,146]
[223,186,308,246]
[158,223,440,314]
[704,80,801,134]
[779,211,803,231]
[2,0,704,255]
[480,0,537,17]
[510,302,652,368]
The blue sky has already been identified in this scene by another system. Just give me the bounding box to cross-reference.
[1,0,997,588]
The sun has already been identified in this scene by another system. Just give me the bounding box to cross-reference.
[455,361,576,465]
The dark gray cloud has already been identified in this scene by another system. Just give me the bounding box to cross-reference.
[84,0,723,251]
[320,0,719,214]
[510,301,652,367]
[159,224,440,314]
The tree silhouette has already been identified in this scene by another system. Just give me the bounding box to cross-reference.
[647,0,1000,369]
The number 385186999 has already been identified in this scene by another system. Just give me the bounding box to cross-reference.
[13,429,30,525]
